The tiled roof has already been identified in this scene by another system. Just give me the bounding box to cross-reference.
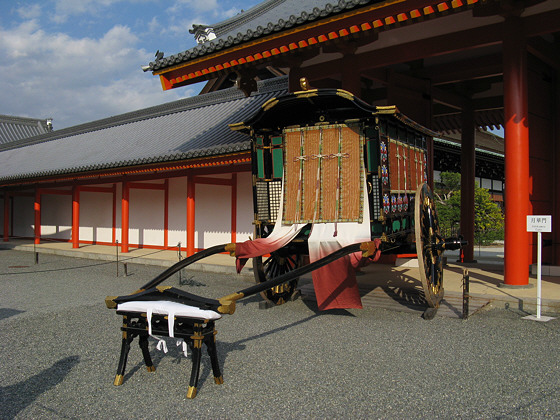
[146,0,375,72]
[0,115,51,145]
[0,77,288,183]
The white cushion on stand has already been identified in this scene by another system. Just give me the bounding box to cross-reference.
[117,300,221,338]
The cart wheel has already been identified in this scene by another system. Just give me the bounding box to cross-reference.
[253,251,302,305]
[414,183,444,308]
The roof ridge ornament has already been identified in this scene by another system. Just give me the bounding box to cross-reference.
[189,24,217,44]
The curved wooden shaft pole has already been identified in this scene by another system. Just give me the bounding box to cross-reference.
[139,244,228,291]
[218,242,365,314]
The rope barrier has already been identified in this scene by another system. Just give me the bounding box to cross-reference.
[0,237,170,277]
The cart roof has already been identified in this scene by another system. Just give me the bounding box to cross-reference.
[230,89,438,137]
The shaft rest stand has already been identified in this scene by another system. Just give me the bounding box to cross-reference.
[105,241,377,398]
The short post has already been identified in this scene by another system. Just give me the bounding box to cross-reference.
[177,242,182,283]
[116,240,119,277]
[462,268,469,320]
[123,263,128,277]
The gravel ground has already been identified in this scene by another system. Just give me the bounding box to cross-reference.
[1,249,559,419]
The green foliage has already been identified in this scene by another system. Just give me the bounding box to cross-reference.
[434,172,504,245]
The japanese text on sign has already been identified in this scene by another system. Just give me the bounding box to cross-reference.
[527,215,552,232]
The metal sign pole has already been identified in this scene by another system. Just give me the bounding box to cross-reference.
[523,215,555,322]
[537,230,542,319]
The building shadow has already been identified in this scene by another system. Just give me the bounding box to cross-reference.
[0,308,25,321]
[0,356,80,419]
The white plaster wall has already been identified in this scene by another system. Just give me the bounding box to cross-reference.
[196,183,231,248]
[168,176,187,248]
[41,194,72,240]
[236,171,254,241]
[80,189,114,243]
[12,196,34,238]
[129,187,164,247]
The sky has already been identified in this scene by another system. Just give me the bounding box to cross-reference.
[0,0,257,130]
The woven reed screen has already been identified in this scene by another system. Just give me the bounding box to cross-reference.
[388,139,426,193]
[282,124,363,224]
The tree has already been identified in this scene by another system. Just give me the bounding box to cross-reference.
[434,172,504,245]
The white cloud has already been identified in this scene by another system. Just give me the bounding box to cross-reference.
[16,4,42,19]
[167,0,219,15]
[49,0,136,24]
[0,20,193,128]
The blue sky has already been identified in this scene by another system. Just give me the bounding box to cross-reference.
[0,0,257,129]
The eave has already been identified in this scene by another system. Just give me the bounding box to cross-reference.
[0,151,252,189]
[154,0,482,90]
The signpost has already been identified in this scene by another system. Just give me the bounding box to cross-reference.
[523,216,555,322]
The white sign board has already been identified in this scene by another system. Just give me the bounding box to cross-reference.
[527,215,552,233]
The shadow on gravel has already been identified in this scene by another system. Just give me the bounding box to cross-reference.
[0,355,80,419]
[0,308,25,321]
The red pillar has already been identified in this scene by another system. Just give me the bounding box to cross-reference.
[341,54,361,96]
[72,186,80,248]
[186,177,196,256]
[231,174,237,244]
[34,190,41,245]
[3,192,9,242]
[112,184,117,245]
[460,104,476,262]
[503,15,530,286]
[121,181,129,253]
[164,179,169,249]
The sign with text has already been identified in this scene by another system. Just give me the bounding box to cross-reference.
[527,215,552,233]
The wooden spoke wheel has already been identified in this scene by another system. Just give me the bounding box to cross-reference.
[415,183,445,308]
[253,249,302,305]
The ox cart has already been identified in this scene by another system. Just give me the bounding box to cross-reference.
[105,88,464,398]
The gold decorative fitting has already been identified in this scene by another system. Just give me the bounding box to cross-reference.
[214,375,224,385]
[300,77,310,91]
[156,285,172,292]
[105,296,117,309]
[113,374,124,386]
[262,98,279,111]
[360,241,378,258]
[186,386,197,399]
[218,292,244,314]
[225,243,236,256]
[147,366,156,372]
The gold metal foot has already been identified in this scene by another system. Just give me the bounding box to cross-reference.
[113,374,124,386]
[214,375,224,385]
[146,365,156,372]
[186,386,197,399]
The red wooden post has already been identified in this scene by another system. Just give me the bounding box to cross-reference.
[121,181,129,253]
[503,15,530,286]
[72,186,80,248]
[34,190,41,245]
[460,104,476,262]
[164,179,169,249]
[3,191,9,242]
[231,174,237,244]
[186,177,196,256]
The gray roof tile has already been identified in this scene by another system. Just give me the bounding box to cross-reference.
[0,77,288,183]
[0,115,51,145]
